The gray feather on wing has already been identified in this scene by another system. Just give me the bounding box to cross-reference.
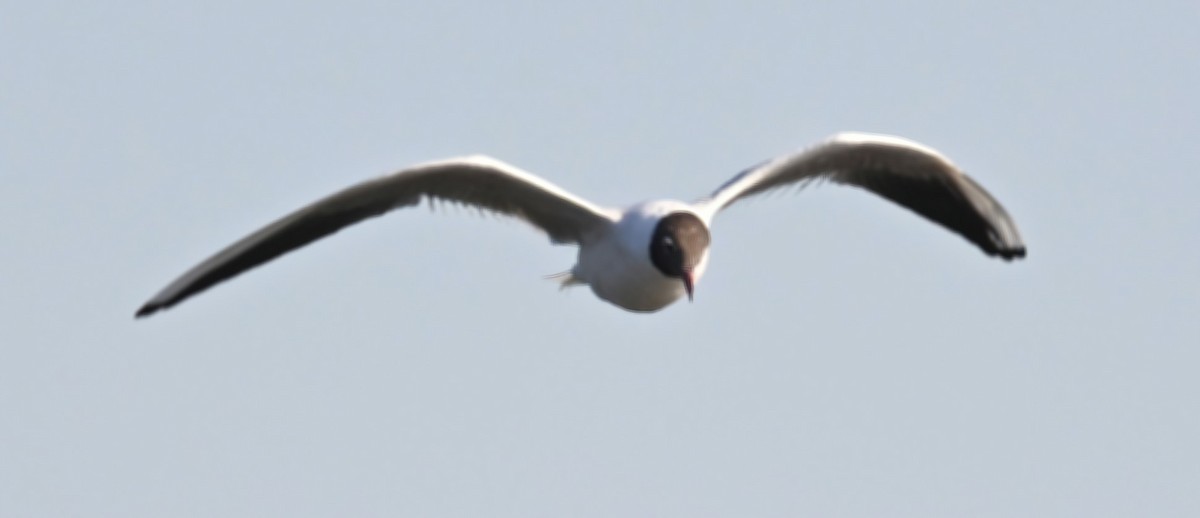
[135,156,616,317]
[701,132,1026,260]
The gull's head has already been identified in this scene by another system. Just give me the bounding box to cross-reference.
[649,212,711,302]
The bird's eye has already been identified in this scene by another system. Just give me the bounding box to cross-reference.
[662,237,676,249]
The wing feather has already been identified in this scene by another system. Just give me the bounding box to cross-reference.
[700,132,1026,260]
[136,156,615,317]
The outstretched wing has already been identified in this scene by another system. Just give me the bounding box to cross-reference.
[699,132,1026,260]
[136,156,617,317]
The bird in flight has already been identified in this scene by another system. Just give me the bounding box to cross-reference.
[135,132,1025,318]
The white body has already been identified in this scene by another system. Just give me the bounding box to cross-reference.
[573,201,711,312]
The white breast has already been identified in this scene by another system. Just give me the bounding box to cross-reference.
[571,200,708,312]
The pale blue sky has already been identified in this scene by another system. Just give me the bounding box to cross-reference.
[3,1,1198,516]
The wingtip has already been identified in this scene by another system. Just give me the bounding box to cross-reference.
[996,246,1027,261]
[134,303,160,319]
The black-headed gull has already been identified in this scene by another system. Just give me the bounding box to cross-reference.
[135,132,1025,317]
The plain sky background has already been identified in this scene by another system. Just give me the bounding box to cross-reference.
[3,1,1199,516]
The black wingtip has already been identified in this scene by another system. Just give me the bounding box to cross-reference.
[134,303,161,319]
[996,246,1027,261]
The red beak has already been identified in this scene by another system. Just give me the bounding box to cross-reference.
[683,271,695,302]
